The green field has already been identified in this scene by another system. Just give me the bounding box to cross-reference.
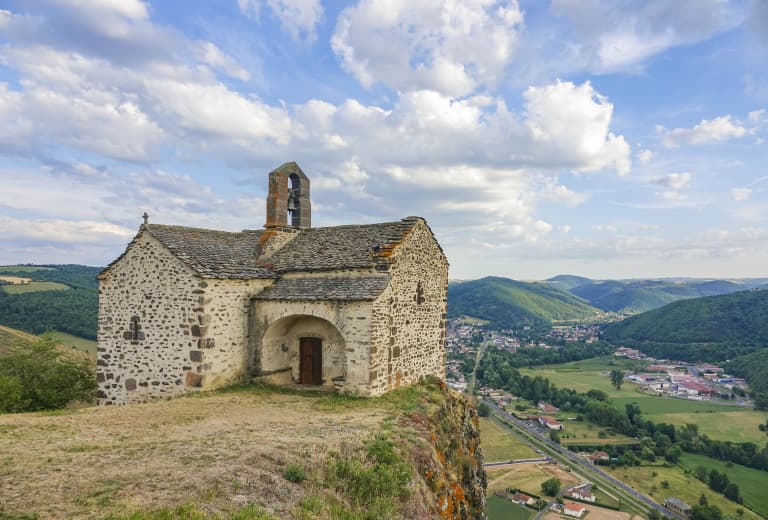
[519,367,641,398]
[480,417,539,461]
[0,266,55,273]
[606,463,761,520]
[486,496,534,520]
[47,331,98,357]
[558,419,638,446]
[679,453,768,518]
[525,356,764,444]
[2,281,71,294]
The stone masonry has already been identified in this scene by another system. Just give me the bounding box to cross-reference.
[96,161,447,404]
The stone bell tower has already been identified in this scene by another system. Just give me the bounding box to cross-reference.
[265,161,311,230]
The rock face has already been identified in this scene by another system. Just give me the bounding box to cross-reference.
[408,383,487,520]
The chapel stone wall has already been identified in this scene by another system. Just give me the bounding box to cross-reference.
[96,232,270,404]
[369,220,448,396]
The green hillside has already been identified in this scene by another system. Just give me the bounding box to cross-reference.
[0,265,100,340]
[448,276,601,328]
[546,276,750,313]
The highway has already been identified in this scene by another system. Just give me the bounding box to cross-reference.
[487,401,679,519]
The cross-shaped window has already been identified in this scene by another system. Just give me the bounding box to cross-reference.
[129,315,144,341]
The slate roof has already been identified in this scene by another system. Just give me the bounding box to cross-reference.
[143,225,274,279]
[100,217,426,280]
[266,219,419,272]
[253,275,391,301]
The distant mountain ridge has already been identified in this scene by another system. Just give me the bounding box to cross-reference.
[447,276,601,328]
[545,274,767,314]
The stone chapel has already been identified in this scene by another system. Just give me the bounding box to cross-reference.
[96,162,448,404]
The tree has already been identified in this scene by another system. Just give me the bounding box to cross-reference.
[694,465,709,482]
[708,470,729,493]
[610,369,624,390]
[477,402,490,417]
[691,503,723,520]
[541,477,561,496]
[665,444,682,463]
[647,509,661,520]
[0,334,96,413]
[724,483,741,503]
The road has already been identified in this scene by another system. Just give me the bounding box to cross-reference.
[487,401,679,519]
[483,458,550,468]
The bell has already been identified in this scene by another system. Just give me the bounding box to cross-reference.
[287,195,296,212]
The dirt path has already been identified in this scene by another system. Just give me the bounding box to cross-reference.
[0,389,389,519]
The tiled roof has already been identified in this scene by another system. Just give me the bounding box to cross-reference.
[266,219,420,272]
[101,217,426,280]
[254,275,391,301]
[144,225,274,279]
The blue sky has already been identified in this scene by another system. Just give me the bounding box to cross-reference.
[0,0,767,280]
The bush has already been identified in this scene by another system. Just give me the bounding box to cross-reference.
[0,334,96,413]
[541,477,561,496]
[477,402,490,417]
[283,464,307,483]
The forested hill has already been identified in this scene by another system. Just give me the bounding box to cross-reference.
[0,265,100,340]
[603,288,768,362]
[447,276,601,328]
[546,275,761,314]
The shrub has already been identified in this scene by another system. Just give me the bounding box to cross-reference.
[477,402,490,417]
[0,334,96,413]
[283,464,307,483]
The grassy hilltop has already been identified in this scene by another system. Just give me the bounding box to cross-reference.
[0,381,486,520]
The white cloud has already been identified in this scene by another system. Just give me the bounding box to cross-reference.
[332,0,524,96]
[731,188,753,201]
[194,42,250,81]
[653,172,692,190]
[0,215,133,245]
[546,0,746,74]
[661,115,748,148]
[637,148,654,164]
[522,81,631,174]
[238,0,323,44]
[748,109,766,124]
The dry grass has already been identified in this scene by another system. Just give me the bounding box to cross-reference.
[479,417,539,462]
[0,388,392,519]
[485,461,579,495]
[541,505,640,520]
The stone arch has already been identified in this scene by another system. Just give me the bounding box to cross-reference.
[259,314,346,387]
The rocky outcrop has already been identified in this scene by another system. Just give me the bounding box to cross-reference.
[404,381,487,520]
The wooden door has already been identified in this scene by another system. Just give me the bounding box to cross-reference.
[299,337,322,385]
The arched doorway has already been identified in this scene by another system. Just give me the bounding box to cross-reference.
[259,314,346,387]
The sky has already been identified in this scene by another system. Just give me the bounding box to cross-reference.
[0,0,767,280]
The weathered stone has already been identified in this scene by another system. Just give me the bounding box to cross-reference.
[125,378,137,391]
[189,351,203,362]
[185,372,203,387]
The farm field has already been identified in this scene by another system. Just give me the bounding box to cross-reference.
[526,356,763,444]
[47,331,98,357]
[605,463,760,520]
[520,357,643,398]
[0,266,55,273]
[1,281,70,294]
[480,417,539,462]
[485,461,579,494]
[679,453,768,518]
[486,496,534,520]
[557,419,638,446]
[542,505,639,520]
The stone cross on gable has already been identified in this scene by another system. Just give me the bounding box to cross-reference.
[142,212,149,225]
